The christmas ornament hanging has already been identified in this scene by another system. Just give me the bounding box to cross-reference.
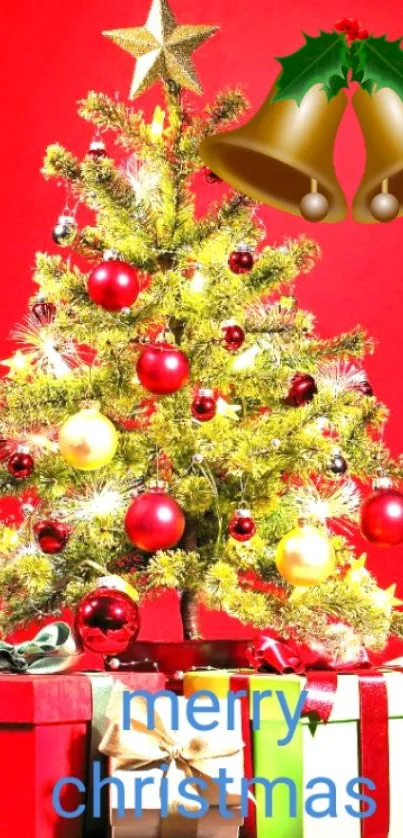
[125,489,185,552]
[329,452,348,475]
[285,372,317,406]
[87,138,108,160]
[228,509,257,542]
[74,578,140,655]
[191,389,217,422]
[228,244,254,275]
[87,260,140,312]
[222,322,245,352]
[276,525,335,586]
[137,343,190,395]
[7,449,35,480]
[31,298,57,325]
[360,487,403,547]
[59,406,118,471]
[103,0,218,98]
[52,214,77,247]
[34,519,70,554]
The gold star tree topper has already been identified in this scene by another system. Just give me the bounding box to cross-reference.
[103,0,218,98]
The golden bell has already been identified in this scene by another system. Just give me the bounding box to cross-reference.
[352,87,403,223]
[200,82,348,222]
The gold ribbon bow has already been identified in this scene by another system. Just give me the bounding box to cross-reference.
[99,681,244,834]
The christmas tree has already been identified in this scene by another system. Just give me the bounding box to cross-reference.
[1,0,403,661]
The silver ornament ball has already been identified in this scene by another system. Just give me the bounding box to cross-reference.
[52,215,77,247]
[300,191,329,222]
[370,192,400,223]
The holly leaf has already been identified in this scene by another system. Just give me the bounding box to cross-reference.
[351,35,403,99]
[273,31,349,104]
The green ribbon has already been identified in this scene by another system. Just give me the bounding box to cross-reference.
[0,621,81,674]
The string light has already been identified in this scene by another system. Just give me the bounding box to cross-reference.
[56,480,131,523]
[120,154,161,204]
[291,479,361,525]
[316,361,368,395]
[12,316,79,378]
[233,345,260,371]
[188,266,207,293]
[150,105,165,138]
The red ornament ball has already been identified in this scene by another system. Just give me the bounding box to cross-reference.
[87,139,108,160]
[191,389,217,422]
[222,323,245,352]
[285,373,318,407]
[87,260,140,312]
[125,490,186,552]
[7,451,35,480]
[228,246,254,275]
[75,585,140,655]
[360,489,403,547]
[32,299,57,325]
[0,496,24,527]
[34,519,70,554]
[229,509,257,542]
[137,343,190,395]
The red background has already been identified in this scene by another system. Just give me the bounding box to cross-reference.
[1,0,403,643]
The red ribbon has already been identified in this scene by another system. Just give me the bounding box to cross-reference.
[247,631,397,837]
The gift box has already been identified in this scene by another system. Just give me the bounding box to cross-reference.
[99,682,245,838]
[0,670,166,838]
[184,668,403,838]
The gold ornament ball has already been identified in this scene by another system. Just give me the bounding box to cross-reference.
[370,192,399,223]
[300,191,329,222]
[59,407,118,471]
[275,525,335,586]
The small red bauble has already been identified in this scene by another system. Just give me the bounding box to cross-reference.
[32,299,57,325]
[360,488,403,547]
[191,389,217,422]
[7,451,35,480]
[34,519,70,554]
[229,509,257,542]
[125,490,186,552]
[87,260,140,312]
[228,245,254,275]
[87,139,108,160]
[137,343,190,395]
[0,496,24,527]
[285,372,318,407]
[222,323,245,352]
[74,583,140,655]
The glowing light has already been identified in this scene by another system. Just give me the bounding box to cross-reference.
[233,345,260,372]
[291,479,361,525]
[216,397,241,420]
[150,106,165,138]
[58,481,131,523]
[12,316,79,378]
[120,154,161,204]
[188,268,207,293]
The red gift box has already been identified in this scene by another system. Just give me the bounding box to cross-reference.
[0,671,166,838]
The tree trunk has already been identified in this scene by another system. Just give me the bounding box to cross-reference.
[180,589,201,640]
[179,518,201,640]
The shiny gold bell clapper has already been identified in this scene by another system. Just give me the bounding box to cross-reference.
[200,82,403,224]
